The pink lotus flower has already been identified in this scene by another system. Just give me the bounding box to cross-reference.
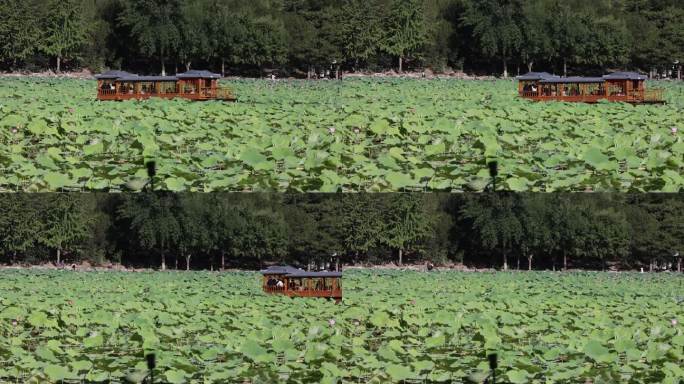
[328,318,336,326]
[672,319,678,326]
[69,108,75,114]
[671,127,678,135]
[353,128,360,134]
[353,320,360,326]
[410,299,416,305]
[11,320,17,326]
[328,127,336,134]
[11,128,17,134]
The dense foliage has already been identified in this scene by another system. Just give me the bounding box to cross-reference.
[0,194,682,272]
[1,78,683,192]
[0,0,682,77]
[0,270,682,383]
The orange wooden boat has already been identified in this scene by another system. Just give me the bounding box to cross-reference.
[260,265,342,303]
[517,72,664,104]
[94,70,236,101]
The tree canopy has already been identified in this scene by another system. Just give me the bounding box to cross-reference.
[0,0,682,78]
[2,194,681,273]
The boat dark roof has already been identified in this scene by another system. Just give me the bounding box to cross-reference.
[603,71,647,80]
[287,271,344,278]
[118,75,179,82]
[94,70,135,80]
[517,72,559,80]
[540,76,606,83]
[260,265,342,277]
[260,265,303,275]
[520,71,648,83]
[177,70,221,79]
[95,69,222,81]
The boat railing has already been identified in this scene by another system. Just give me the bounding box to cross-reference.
[643,89,664,103]
[263,286,286,292]
[98,88,117,97]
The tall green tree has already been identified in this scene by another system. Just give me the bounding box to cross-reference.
[40,0,92,72]
[518,195,553,270]
[119,0,184,75]
[461,0,524,77]
[546,0,589,76]
[118,193,181,270]
[336,0,384,70]
[381,194,435,265]
[39,194,91,264]
[0,0,42,68]
[381,0,429,72]
[462,193,522,270]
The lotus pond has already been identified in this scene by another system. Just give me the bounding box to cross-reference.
[1,78,683,192]
[0,270,682,383]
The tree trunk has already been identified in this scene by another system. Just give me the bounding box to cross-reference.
[161,250,166,271]
[221,59,225,77]
[527,61,533,73]
[502,59,508,78]
[516,254,520,270]
[563,252,568,271]
[56,248,61,264]
[161,57,166,77]
[186,62,191,72]
[307,65,311,80]
[174,255,178,270]
[563,59,567,77]
[221,250,225,271]
[503,251,508,271]
[185,254,191,271]
[56,56,61,73]
[678,257,682,273]
[678,65,682,81]
[398,248,403,266]
[649,258,654,272]
[399,56,403,73]
[528,255,533,271]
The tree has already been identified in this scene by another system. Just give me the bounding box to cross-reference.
[39,194,91,264]
[645,197,684,272]
[584,206,630,271]
[118,193,181,270]
[461,0,524,77]
[119,0,183,76]
[178,0,212,72]
[519,0,552,72]
[518,195,552,270]
[381,0,429,72]
[0,194,43,263]
[546,1,589,76]
[0,0,42,68]
[382,194,435,265]
[336,0,384,71]
[462,193,522,270]
[550,195,589,271]
[40,0,91,72]
[177,194,213,270]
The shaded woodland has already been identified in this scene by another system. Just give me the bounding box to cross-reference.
[0,0,682,78]
[0,193,682,272]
